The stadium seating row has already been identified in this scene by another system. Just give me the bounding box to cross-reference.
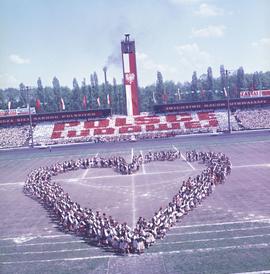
[0,126,30,148]
[234,108,270,129]
[33,110,239,145]
[0,108,269,148]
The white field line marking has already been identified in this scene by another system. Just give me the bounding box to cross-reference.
[0,247,92,256]
[81,152,98,179]
[75,181,127,194]
[1,243,269,264]
[3,162,269,188]
[1,240,87,248]
[136,174,189,188]
[167,225,270,237]
[0,149,139,162]
[106,258,110,274]
[153,243,270,255]
[0,182,25,186]
[2,165,268,187]
[0,254,118,264]
[172,145,195,170]
[10,233,270,252]
[140,150,146,174]
[13,237,36,244]
[157,233,270,246]
[5,225,270,248]
[131,147,134,162]
[171,218,270,229]
[230,270,270,274]
[131,174,136,229]
[0,169,194,187]
[0,234,72,241]
[81,169,89,179]
[130,147,136,229]
[233,163,270,169]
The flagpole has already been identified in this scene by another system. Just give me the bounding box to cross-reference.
[177,88,181,101]
[225,70,231,133]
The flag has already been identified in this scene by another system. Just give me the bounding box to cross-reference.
[201,90,205,98]
[224,87,228,97]
[162,93,168,103]
[107,94,110,105]
[36,99,41,111]
[82,95,87,109]
[97,97,100,107]
[8,101,11,110]
[60,98,65,110]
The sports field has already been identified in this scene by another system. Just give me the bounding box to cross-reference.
[0,131,270,274]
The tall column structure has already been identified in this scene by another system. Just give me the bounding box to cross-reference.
[121,34,139,116]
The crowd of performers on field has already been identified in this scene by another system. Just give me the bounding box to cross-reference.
[23,149,231,254]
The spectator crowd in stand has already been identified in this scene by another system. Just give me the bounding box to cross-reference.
[0,126,30,148]
[32,110,236,146]
[24,149,231,254]
[234,108,270,129]
[0,107,269,149]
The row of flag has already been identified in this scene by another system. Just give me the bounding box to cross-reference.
[7,88,228,111]
[35,95,111,111]
[152,88,229,105]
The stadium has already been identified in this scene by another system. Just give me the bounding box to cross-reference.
[1,10,270,274]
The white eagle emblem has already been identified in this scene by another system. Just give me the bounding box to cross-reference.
[125,73,135,84]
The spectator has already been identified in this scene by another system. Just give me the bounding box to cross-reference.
[0,126,30,148]
[235,108,270,129]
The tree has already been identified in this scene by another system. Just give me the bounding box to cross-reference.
[191,71,198,91]
[71,78,81,110]
[0,90,4,109]
[2,67,270,113]
[44,87,56,112]
[191,71,198,101]
[155,71,164,104]
[106,83,112,111]
[92,72,99,109]
[207,67,213,91]
[220,65,226,91]
[139,85,154,112]
[36,77,45,112]
[164,81,176,104]
[252,72,261,90]
[81,78,89,109]
[199,74,207,100]
[112,78,118,114]
[89,74,95,109]
[119,79,127,115]
[260,71,270,89]
[18,83,27,107]
[236,66,245,93]
[52,77,61,111]
[99,84,106,108]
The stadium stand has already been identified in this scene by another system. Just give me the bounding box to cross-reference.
[0,126,30,148]
[1,108,269,148]
[214,110,240,131]
[32,110,239,145]
[234,107,270,130]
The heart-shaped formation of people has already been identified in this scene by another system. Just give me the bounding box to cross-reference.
[24,149,231,254]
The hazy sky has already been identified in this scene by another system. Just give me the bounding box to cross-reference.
[0,0,269,89]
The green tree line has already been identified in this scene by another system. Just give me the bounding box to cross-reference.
[0,66,270,114]
[0,73,127,115]
[140,67,270,112]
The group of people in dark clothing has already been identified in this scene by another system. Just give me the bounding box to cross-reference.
[24,149,231,254]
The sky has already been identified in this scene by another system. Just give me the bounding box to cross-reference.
[0,0,269,89]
